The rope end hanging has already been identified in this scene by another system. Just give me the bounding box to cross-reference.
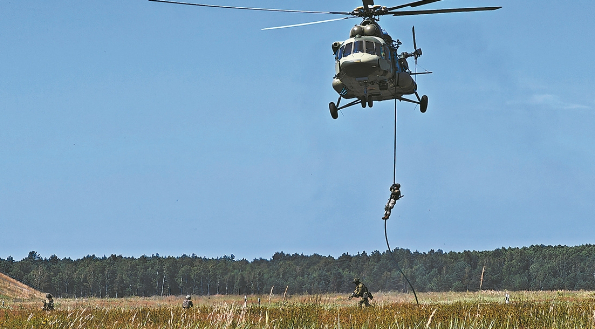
[384,220,419,305]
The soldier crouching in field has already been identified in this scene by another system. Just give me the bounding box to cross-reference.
[182,295,193,309]
[348,278,373,308]
[42,293,54,311]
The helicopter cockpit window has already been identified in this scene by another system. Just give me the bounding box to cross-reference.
[353,40,364,54]
[337,45,344,60]
[365,41,376,55]
[342,42,353,57]
[375,42,383,57]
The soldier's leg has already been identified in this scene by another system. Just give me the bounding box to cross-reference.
[388,199,396,215]
[389,198,396,209]
[383,209,390,219]
[383,198,396,219]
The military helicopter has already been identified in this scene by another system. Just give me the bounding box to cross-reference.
[149,0,501,119]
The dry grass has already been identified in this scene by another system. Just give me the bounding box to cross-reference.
[2,290,595,328]
[4,289,595,309]
[0,272,43,300]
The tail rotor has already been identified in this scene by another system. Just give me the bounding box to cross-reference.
[412,26,422,66]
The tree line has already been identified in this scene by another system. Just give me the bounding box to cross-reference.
[1,244,595,298]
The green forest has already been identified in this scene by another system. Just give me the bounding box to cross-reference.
[2,245,595,298]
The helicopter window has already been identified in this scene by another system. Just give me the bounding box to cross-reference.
[382,45,390,59]
[365,41,376,55]
[353,40,364,54]
[375,42,383,57]
[337,45,344,60]
[343,42,353,57]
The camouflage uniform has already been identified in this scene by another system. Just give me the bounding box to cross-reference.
[43,294,54,311]
[182,295,193,309]
[382,183,402,220]
[349,278,373,308]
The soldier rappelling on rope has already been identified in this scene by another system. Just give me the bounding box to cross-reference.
[382,183,402,220]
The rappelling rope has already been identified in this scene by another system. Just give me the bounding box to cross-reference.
[384,220,419,305]
[393,98,397,185]
[383,96,419,305]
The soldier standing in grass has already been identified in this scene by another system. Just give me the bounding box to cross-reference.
[348,278,373,308]
[182,295,193,309]
[42,293,54,311]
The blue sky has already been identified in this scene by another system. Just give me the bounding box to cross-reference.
[1,0,594,261]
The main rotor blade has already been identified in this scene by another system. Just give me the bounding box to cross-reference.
[387,0,441,11]
[148,0,351,15]
[390,7,501,16]
[262,17,353,30]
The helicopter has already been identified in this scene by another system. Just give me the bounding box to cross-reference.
[148,0,501,119]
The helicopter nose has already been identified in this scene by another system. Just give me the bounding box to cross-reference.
[340,58,378,78]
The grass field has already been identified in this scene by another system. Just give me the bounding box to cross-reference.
[2,290,595,328]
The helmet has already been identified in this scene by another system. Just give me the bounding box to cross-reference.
[353,278,360,284]
[46,293,53,299]
[186,295,191,300]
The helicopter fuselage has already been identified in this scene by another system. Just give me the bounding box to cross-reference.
[332,30,417,104]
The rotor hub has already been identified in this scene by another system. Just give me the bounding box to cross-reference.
[351,5,389,18]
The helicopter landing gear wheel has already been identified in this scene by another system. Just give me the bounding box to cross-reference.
[360,98,367,108]
[367,97,374,108]
[420,95,428,113]
[329,102,339,119]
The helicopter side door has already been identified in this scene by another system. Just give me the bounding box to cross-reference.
[378,43,392,73]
